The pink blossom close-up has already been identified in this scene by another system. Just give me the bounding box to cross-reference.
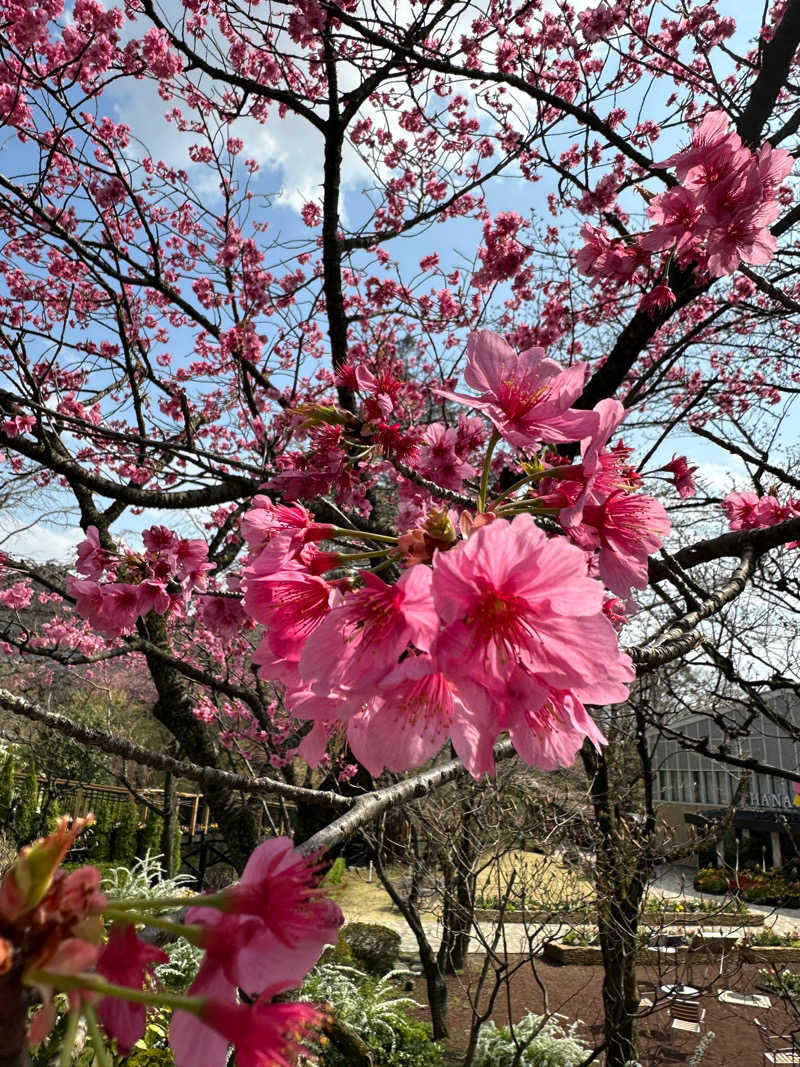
[434,330,598,450]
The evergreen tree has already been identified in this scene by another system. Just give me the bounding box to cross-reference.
[137,810,164,861]
[88,799,114,862]
[0,753,14,831]
[171,819,182,878]
[112,798,140,865]
[13,762,38,847]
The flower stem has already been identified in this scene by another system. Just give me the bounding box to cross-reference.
[84,1005,112,1067]
[495,502,559,517]
[487,467,550,509]
[107,891,221,912]
[58,1010,80,1067]
[333,549,393,563]
[25,970,205,1015]
[102,908,204,943]
[477,430,500,512]
[330,526,398,544]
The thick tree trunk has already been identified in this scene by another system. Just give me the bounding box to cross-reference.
[597,890,644,1067]
[438,799,478,975]
[420,939,450,1041]
[140,616,261,872]
[585,743,646,1067]
[369,847,449,1040]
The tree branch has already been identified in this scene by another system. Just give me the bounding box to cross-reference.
[0,688,350,809]
[297,740,516,855]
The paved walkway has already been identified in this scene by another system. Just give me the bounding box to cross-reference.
[650,863,800,935]
[341,864,800,956]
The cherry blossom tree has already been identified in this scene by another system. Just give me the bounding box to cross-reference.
[2,0,800,1063]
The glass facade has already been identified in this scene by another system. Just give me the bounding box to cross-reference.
[651,696,800,811]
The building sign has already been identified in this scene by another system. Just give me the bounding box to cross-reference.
[744,792,795,809]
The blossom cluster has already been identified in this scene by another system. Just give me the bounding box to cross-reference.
[66,525,213,637]
[722,490,800,533]
[241,330,673,779]
[2,818,339,1066]
[578,111,793,303]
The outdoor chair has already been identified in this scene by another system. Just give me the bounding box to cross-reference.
[754,1018,800,1066]
[669,996,706,1038]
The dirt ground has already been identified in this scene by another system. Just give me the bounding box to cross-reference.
[412,956,798,1065]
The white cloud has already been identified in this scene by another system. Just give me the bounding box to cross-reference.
[696,458,749,492]
[0,521,83,564]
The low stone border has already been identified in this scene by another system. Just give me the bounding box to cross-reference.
[475,908,763,928]
[542,935,741,966]
[740,945,800,965]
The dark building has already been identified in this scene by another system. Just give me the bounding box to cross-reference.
[651,693,800,870]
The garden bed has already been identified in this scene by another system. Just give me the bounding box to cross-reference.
[740,945,800,965]
[543,934,741,966]
[474,907,763,927]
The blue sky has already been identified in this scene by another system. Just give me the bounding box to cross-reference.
[0,0,783,561]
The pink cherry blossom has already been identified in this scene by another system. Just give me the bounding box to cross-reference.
[195,594,248,640]
[416,422,477,491]
[660,455,697,498]
[721,490,762,530]
[637,284,677,314]
[662,111,747,188]
[75,526,110,579]
[559,398,627,529]
[173,997,323,1067]
[299,565,439,695]
[242,496,335,574]
[345,656,462,775]
[170,838,340,1063]
[435,330,598,450]
[245,567,337,663]
[187,837,342,997]
[96,924,168,1053]
[640,187,705,255]
[576,491,671,596]
[432,513,634,709]
[505,685,606,771]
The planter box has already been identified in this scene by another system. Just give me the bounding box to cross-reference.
[740,945,800,965]
[644,910,762,928]
[475,907,762,928]
[542,936,739,967]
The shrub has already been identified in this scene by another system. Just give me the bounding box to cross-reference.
[341,922,401,975]
[138,811,164,860]
[320,929,356,968]
[154,939,204,993]
[561,927,599,947]
[299,963,442,1067]
[171,819,182,878]
[101,851,195,910]
[324,856,347,886]
[14,762,38,846]
[758,967,800,1000]
[473,1013,592,1067]
[693,867,729,895]
[0,753,14,829]
[0,830,16,875]
[749,928,800,947]
[113,797,140,864]
[87,799,115,862]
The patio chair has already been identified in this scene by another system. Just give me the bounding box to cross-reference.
[754,1019,800,1066]
[669,996,706,1038]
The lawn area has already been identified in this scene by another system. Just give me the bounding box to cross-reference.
[326,850,594,922]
